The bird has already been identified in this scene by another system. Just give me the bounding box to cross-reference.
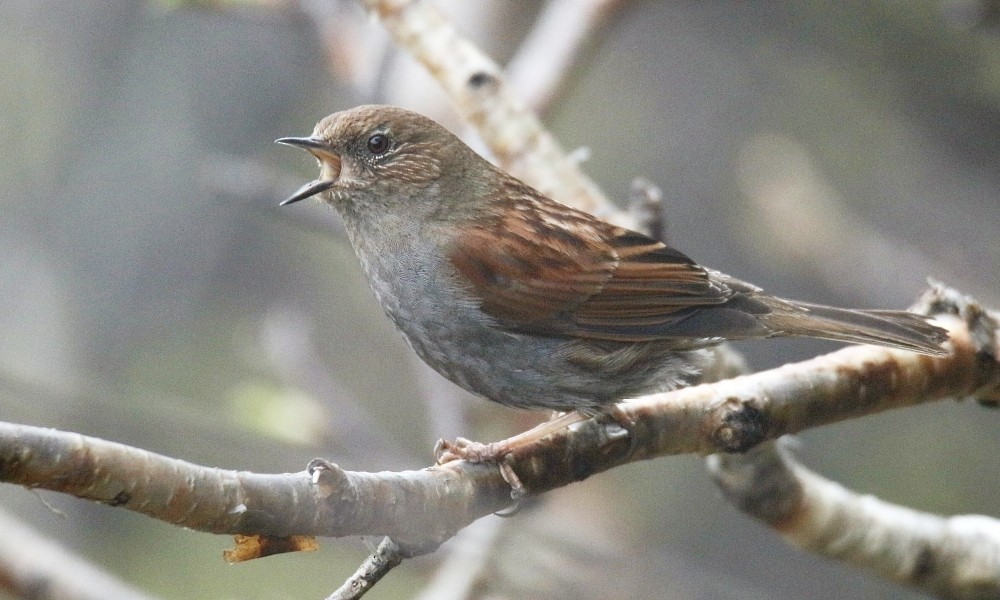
[276,105,948,415]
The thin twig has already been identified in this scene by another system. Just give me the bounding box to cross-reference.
[324,537,405,600]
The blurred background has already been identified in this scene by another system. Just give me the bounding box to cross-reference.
[1,0,998,598]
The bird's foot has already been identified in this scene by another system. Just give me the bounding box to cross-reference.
[434,410,589,465]
[434,437,512,464]
[433,438,527,516]
[434,411,593,516]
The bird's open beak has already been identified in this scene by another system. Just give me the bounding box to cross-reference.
[279,179,337,206]
[275,136,343,206]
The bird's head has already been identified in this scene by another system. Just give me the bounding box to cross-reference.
[276,105,473,210]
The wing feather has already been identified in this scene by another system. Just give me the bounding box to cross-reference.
[447,183,732,341]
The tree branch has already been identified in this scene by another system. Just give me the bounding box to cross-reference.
[1,287,995,547]
[703,285,1000,599]
[709,441,1000,599]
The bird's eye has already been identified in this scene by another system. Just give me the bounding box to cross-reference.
[367,133,390,155]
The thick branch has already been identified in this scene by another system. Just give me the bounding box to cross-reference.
[709,442,1000,599]
[704,286,1000,599]
[0,424,508,548]
[1,296,996,550]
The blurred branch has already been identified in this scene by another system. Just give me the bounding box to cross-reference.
[708,440,1000,599]
[0,507,160,600]
[504,0,627,114]
[412,516,505,600]
[706,283,1000,599]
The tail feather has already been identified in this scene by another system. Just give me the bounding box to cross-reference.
[759,300,949,356]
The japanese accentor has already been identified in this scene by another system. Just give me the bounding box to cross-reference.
[277,105,947,413]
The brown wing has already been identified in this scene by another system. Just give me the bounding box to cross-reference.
[447,190,732,342]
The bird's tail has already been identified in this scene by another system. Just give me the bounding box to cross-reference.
[759,299,949,356]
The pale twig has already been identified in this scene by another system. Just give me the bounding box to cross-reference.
[324,537,405,600]
[706,284,1000,599]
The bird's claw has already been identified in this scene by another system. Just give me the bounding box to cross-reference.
[493,460,526,517]
[434,437,513,465]
[433,437,524,515]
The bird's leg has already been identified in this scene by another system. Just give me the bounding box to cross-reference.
[434,410,590,465]
[435,411,589,516]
